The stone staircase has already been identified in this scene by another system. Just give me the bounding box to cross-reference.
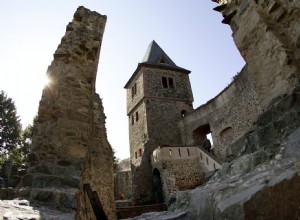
[15,157,82,210]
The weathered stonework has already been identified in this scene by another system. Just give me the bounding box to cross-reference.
[178,0,300,163]
[16,6,116,219]
[179,65,263,161]
[151,146,204,200]
[125,0,300,219]
[114,158,132,200]
[125,41,194,204]
[222,0,300,110]
[124,1,300,217]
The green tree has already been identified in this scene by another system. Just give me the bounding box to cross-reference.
[0,91,22,162]
[20,115,37,159]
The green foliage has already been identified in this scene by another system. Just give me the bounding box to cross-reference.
[0,91,38,166]
[0,91,22,160]
[20,115,37,159]
[125,191,133,199]
[112,148,119,176]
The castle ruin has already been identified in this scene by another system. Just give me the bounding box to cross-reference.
[16,6,116,220]
[123,0,300,215]
[1,0,299,219]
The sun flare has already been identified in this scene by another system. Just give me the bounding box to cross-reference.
[44,75,52,86]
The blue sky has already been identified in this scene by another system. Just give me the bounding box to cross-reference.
[0,1,245,159]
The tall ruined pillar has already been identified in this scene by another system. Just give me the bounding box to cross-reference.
[17,6,116,219]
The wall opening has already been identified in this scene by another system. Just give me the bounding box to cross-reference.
[193,124,214,152]
[152,168,164,204]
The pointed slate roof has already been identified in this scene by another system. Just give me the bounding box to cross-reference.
[142,40,177,67]
[124,40,190,88]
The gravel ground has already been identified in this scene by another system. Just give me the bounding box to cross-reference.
[0,200,75,220]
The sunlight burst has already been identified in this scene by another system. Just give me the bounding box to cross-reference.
[44,75,52,87]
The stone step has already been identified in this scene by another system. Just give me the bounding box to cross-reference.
[21,173,80,189]
[17,187,78,210]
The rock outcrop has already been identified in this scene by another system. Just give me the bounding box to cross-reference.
[16,6,116,220]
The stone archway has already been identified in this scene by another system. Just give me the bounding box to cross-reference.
[193,124,211,145]
[152,168,164,204]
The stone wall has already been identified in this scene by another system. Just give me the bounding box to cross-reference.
[152,147,204,200]
[16,6,116,220]
[115,158,132,200]
[219,0,300,110]
[151,146,221,201]
[77,94,116,220]
[179,0,300,163]
[179,66,262,161]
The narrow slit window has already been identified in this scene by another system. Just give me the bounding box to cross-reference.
[135,151,137,159]
[136,111,139,122]
[187,148,190,157]
[206,157,209,165]
[169,149,172,157]
[178,149,181,157]
[131,115,134,125]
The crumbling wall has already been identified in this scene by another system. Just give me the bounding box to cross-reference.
[17,6,116,220]
[114,158,132,200]
[179,66,262,161]
[219,0,300,109]
[179,0,300,162]
[77,94,116,220]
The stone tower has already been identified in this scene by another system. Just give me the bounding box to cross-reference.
[124,40,194,204]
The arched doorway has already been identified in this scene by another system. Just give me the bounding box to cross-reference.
[152,168,164,204]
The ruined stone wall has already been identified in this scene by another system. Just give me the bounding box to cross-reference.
[17,6,116,219]
[219,0,300,109]
[179,66,262,161]
[114,158,132,200]
[178,0,300,162]
[77,94,116,220]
